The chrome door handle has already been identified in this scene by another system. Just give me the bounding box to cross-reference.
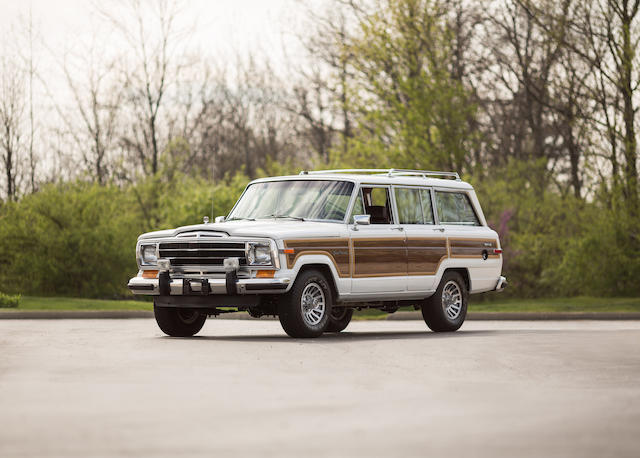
[391,226,404,231]
[433,227,445,232]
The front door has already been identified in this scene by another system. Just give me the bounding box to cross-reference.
[349,186,407,293]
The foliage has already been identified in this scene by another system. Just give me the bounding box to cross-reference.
[333,0,477,173]
[0,292,20,308]
[0,173,249,297]
[475,160,640,298]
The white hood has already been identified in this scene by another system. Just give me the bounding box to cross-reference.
[137,220,347,241]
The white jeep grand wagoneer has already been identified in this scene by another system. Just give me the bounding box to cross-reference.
[128,169,506,338]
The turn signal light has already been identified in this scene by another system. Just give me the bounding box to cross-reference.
[142,270,159,279]
[283,248,295,254]
[256,270,275,278]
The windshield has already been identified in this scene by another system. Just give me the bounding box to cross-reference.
[228,180,355,222]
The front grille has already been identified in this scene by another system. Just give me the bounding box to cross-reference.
[159,241,246,269]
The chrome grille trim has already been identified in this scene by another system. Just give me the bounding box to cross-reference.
[158,240,246,270]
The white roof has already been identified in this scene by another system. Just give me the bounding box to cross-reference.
[250,170,473,190]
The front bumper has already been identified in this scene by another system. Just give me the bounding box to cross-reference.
[127,275,291,296]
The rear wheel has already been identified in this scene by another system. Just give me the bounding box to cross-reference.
[154,304,207,337]
[278,269,332,338]
[421,271,468,332]
[326,307,353,333]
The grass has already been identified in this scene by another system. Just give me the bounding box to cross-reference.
[353,295,640,319]
[2,296,153,312]
[0,295,638,315]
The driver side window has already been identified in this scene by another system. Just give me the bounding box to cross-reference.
[350,186,394,224]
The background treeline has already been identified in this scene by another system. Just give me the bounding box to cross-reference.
[1,0,639,298]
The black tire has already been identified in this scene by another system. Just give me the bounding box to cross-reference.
[421,271,468,332]
[326,307,353,333]
[154,304,207,337]
[278,269,332,338]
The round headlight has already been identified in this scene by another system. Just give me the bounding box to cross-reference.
[248,243,272,265]
[141,244,158,264]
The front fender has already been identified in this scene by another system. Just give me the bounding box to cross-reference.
[286,253,349,299]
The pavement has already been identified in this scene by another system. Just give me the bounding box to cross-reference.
[2,310,640,320]
[1,319,639,457]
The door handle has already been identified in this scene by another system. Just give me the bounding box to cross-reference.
[433,227,445,232]
[391,226,404,231]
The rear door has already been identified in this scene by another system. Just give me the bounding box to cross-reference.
[349,185,407,293]
[394,186,448,292]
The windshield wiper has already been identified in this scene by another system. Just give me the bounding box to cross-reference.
[226,217,255,221]
[265,214,305,221]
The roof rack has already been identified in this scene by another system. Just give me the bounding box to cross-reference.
[299,168,461,181]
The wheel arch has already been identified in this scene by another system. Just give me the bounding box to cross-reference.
[296,263,340,303]
[441,267,471,293]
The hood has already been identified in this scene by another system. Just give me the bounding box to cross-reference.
[137,220,346,241]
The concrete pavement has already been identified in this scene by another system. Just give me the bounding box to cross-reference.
[1,319,639,457]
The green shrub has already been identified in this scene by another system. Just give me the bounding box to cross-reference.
[0,292,20,308]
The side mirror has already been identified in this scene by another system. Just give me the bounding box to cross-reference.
[214,215,226,223]
[353,214,370,226]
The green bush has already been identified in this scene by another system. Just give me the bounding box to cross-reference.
[0,172,249,298]
[0,292,20,308]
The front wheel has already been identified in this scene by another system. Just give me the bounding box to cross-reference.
[154,304,207,337]
[421,271,468,332]
[278,269,332,338]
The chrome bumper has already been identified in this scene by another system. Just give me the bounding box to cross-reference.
[128,276,291,295]
[495,276,507,292]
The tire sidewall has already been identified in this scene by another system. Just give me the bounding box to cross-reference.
[279,270,332,337]
[421,271,468,332]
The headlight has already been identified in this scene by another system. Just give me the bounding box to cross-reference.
[247,242,272,266]
[141,244,158,265]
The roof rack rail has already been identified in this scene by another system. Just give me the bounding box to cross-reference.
[299,168,461,181]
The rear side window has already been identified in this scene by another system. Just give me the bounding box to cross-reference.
[435,191,480,226]
[395,188,435,224]
[396,188,422,224]
[419,189,434,224]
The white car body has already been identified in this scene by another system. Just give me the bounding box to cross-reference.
[128,170,506,314]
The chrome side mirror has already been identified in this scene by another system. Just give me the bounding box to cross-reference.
[354,214,371,225]
[352,214,370,230]
[214,215,226,223]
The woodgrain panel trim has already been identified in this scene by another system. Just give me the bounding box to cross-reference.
[284,238,351,277]
[406,237,448,276]
[353,237,406,278]
[449,237,499,259]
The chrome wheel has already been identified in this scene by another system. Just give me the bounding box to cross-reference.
[442,280,463,320]
[301,282,326,326]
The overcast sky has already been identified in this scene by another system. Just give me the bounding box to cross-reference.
[0,0,306,65]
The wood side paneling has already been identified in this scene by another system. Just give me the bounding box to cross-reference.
[284,236,498,279]
[449,238,499,259]
[353,237,406,277]
[284,238,351,277]
[407,237,448,275]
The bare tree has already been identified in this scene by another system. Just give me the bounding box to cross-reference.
[98,0,190,177]
[0,54,25,201]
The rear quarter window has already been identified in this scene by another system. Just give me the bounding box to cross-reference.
[435,191,480,226]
